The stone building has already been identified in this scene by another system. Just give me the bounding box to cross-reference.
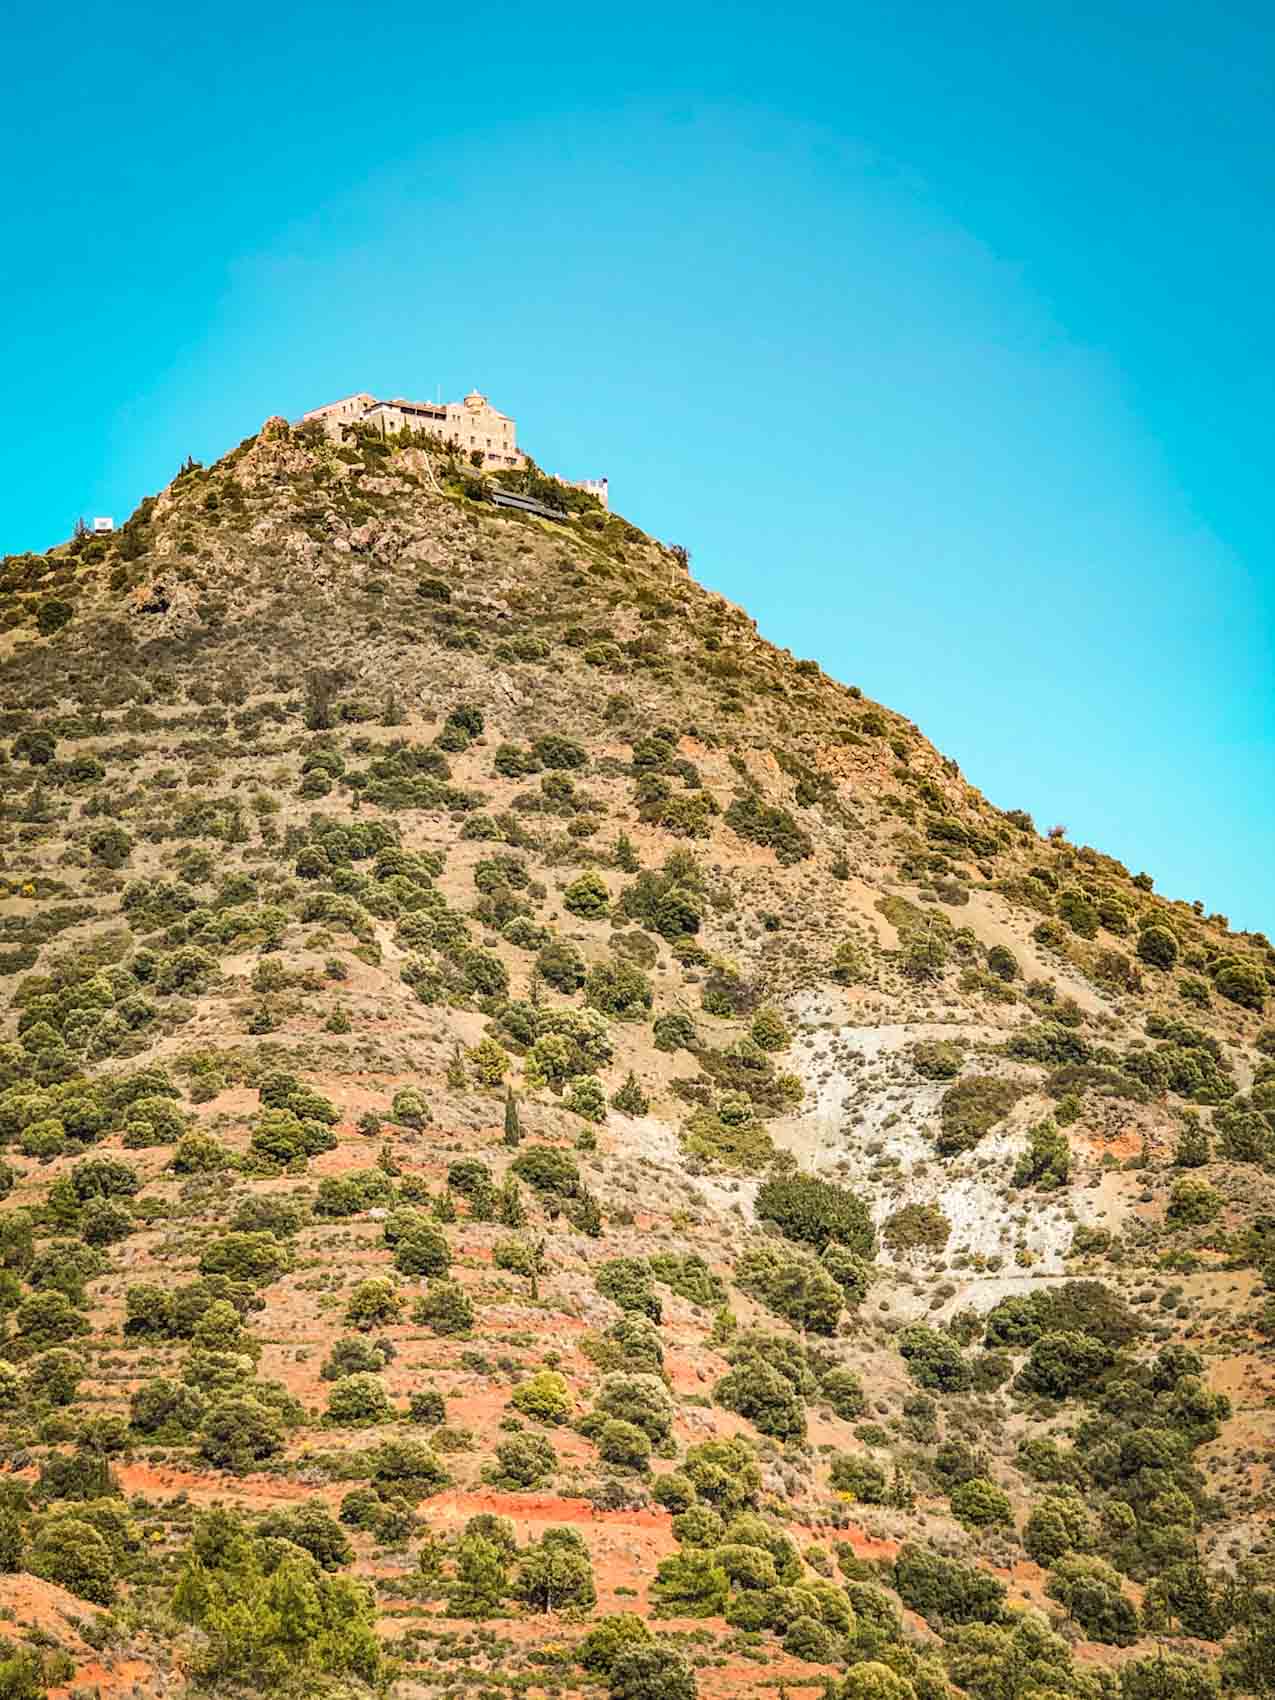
[299,389,524,468]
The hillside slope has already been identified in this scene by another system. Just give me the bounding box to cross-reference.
[0,413,1271,1700]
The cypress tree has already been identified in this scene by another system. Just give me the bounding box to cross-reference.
[503,1088,522,1147]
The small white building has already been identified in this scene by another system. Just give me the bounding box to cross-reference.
[92,517,114,534]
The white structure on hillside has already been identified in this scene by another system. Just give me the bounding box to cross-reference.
[561,476,609,509]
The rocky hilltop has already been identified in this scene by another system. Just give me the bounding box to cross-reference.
[0,414,1271,1700]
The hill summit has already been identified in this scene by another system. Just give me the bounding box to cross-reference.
[0,413,1271,1700]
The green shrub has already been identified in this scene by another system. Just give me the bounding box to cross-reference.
[839,1663,917,1700]
[986,944,1019,982]
[408,1387,446,1425]
[1013,1120,1071,1188]
[1138,925,1179,970]
[326,1373,394,1426]
[1166,1178,1222,1226]
[611,1071,650,1115]
[565,1074,608,1121]
[829,1453,888,1503]
[80,1196,133,1246]
[13,1291,90,1348]
[344,1278,403,1329]
[255,1503,353,1569]
[510,1371,573,1425]
[893,1541,1006,1625]
[734,1243,843,1335]
[648,1251,724,1308]
[511,1144,581,1198]
[724,794,812,864]
[882,1202,951,1254]
[608,1643,697,1700]
[171,1132,228,1173]
[579,1612,652,1674]
[537,937,586,991]
[821,1366,867,1418]
[650,1549,729,1617]
[587,1372,675,1445]
[937,1076,1024,1155]
[912,1039,964,1079]
[1212,956,1267,1011]
[36,596,73,636]
[950,1477,1012,1527]
[750,1005,791,1051]
[87,825,133,868]
[682,1436,761,1510]
[315,1169,394,1217]
[1120,1655,1217,1700]
[715,1358,806,1441]
[583,1313,665,1376]
[596,1417,652,1469]
[1058,888,1100,938]
[653,1012,697,1053]
[367,1436,447,1497]
[172,1508,381,1685]
[755,1173,876,1256]
[392,1223,452,1277]
[319,1339,394,1380]
[199,1232,288,1285]
[1017,1329,1114,1398]
[563,871,610,917]
[249,1107,337,1166]
[28,1515,116,1603]
[1024,1490,1092,1564]
[70,1155,140,1200]
[596,1259,661,1322]
[897,1325,971,1392]
[488,1432,556,1489]
[586,960,653,1018]
[531,734,586,769]
[447,1530,509,1618]
[412,1280,474,1336]
[391,1086,430,1128]
[199,1395,285,1469]
[1046,1554,1139,1645]
[516,1525,595,1612]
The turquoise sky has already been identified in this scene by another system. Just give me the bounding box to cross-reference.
[2,1,1271,933]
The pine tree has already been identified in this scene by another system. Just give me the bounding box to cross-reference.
[433,1189,457,1224]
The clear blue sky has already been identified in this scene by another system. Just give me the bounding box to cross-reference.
[2,1,1271,934]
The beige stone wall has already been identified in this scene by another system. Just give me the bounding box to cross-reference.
[443,391,522,467]
[299,389,523,467]
[300,393,376,438]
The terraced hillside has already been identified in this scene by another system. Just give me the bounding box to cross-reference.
[0,412,1271,1700]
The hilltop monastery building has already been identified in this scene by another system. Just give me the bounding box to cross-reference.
[298,389,609,510]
